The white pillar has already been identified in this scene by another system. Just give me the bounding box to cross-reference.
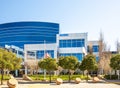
[15,49,19,76]
[24,50,27,75]
[25,66,27,75]
[15,70,18,77]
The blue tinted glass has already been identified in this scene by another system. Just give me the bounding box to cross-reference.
[59,53,83,61]
[0,22,59,49]
[59,39,85,48]
[66,40,71,47]
[92,45,99,52]
[37,50,54,59]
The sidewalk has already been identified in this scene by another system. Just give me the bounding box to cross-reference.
[1,82,120,88]
[105,79,120,84]
[0,78,120,88]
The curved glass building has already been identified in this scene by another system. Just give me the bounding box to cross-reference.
[0,22,59,48]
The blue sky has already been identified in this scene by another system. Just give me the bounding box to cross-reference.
[0,0,120,50]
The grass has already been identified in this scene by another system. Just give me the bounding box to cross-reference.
[28,74,89,81]
[0,74,10,80]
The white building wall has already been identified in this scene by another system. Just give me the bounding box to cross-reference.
[24,43,57,61]
[59,48,84,53]
[24,43,57,75]
[57,33,88,54]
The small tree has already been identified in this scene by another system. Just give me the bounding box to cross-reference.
[79,62,86,75]
[98,31,107,74]
[116,39,120,54]
[110,54,120,76]
[80,54,98,82]
[0,48,22,85]
[24,59,38,75]
[74,62,81,74]
[38,58,57,83]
[58,56,78,82]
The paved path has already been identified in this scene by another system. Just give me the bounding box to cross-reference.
[0,78,120,88]
[1,82,119,88]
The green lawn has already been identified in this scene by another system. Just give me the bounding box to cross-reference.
[0,74,10,80]
[28,74,89,81]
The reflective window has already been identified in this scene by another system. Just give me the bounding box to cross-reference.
[37,50,54,59]
[0,22,59,49]
[59,53,84,61]
[92,45,99,52]
[59,39,85,48]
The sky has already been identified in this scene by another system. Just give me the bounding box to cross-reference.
[0,0,120,50]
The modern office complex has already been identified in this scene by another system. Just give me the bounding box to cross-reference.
[0,21,99,62]
[0,21,100,75]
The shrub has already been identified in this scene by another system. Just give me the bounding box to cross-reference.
[28,74,89,81]
[104,75,118,80]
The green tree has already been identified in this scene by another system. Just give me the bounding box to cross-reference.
[79,62,86,75]
[0,48,22,85]
[110,54,120,75]
[58,56,78,82]
[80,54,98,82]
[38,58,57,83]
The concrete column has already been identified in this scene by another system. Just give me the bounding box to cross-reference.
[15,50,19,76]
[25,66,27,75]
[15,70,18,77]
[24,50,27,75]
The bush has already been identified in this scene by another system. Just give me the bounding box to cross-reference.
[28,74,89,81]
[104,75,118,80]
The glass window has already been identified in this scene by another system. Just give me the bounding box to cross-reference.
[66,40,71,47]
[59,53,83,61]
[37,50,54,59]
[92,45,99,52]
[59,39,85,48]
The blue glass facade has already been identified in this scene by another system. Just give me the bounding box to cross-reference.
[59,53,83,61]
[59,39,85,48]
[0,22,59,48]
[92,45,99,52]
[36,50,54,59]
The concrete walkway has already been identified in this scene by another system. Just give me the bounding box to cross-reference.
[0,78,120,88]
[1,82,119,88]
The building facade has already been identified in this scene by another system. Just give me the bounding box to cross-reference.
[88,41,99,61]
[0,21,101,75]
[0,21,100,62]
[0,21,59,48]
[57,33,88,61]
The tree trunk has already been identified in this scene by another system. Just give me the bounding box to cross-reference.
[82,71,84,75]
[49,71,51,83]
[117,70,120,80]
[86,71,89,82]
[1,69,4,85]
[68,69,71,83]
[115,70,117,75]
